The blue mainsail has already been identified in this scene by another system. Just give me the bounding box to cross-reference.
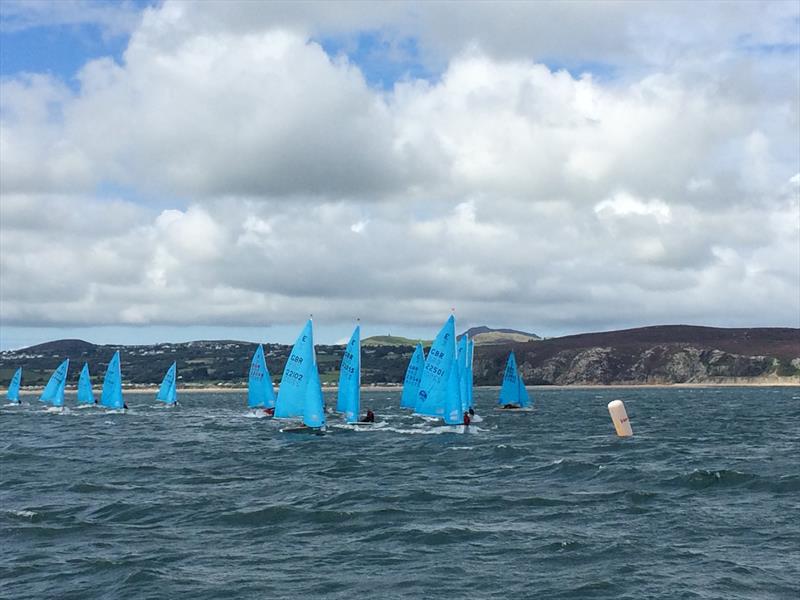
[156,361,178,404]
[40,359,69,407]
[101,351,124,409]
[7,367,22,403]
[275,320,315,419]
[415,315,457,416]
[443,356,464,425]
[498,351,530,407]
[77,363,94,405]
[248,345,276,409]
[336,325,360,423]
[400,344,425,409]
[302,359,325,428]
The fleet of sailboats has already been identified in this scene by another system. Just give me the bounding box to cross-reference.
[2,317,535,424]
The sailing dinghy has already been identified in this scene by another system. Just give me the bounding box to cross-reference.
[247,345,276,415]
[497,351,533,410]
[156,361,178,406]
[6,367,22,405]
[336,325,362,424]
[76,363,95,407]
[100,351,126,411]
[277,319,326,434]
[40,359,69,412]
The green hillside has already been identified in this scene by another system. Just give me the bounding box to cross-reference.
[362,335,430,347]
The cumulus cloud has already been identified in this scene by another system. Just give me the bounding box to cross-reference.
[0,0,798,343]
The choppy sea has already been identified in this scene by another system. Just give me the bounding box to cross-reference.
[1,387,798,599]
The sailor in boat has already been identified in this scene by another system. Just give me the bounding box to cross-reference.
[360,409,375,423]
[468,407,475,417]
[463,411,471,426]
[500,403,519,410]
[123,402,129,410]
[263,407,275,416]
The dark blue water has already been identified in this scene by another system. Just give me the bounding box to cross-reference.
[2,387,798,599]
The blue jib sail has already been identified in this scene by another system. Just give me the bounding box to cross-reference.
[302,360,325,428]
[336,325,360,423]
[443,356,464,425]
[518,370,532,408]
[400,344,425,409]
[40,359,69,407]
[7,367,22,403]
[415,315,457,416]
[275,319,315,419]
[248,345,276,409]
[101,351,124,409]
[77,363,94,405]
[156,361,178,405]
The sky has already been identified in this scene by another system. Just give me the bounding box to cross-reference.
[0,0,798,350]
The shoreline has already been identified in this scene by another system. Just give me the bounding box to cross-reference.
[5,381,799,394]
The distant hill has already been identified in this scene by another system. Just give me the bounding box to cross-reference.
[1,325,797,387]
[461,326,541,345]
[476,325,800,385]
[362,335,430,347]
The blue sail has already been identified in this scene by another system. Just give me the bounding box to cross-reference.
[400,344,425,409]
[7,367,22,403]
[101,351,124,409]
[275,320,315,418]
[518,370,532,408]
[77,363,94,405]
[336,325,360,423]
[457,335,469,412]
[415,315,457,416]
[248,345,276,409]
[40,359,69,407]
[302,360,326,428]
[466,339,475,409]
[499,351,523,406]
[156,362,178,404]
[443,356,464,425]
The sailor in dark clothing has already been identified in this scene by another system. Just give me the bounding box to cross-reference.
[361,409,375,423]
[463,411,471,426]
[468,407,475,416]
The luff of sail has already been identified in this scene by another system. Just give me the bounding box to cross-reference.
[466,339,475,409]
[275,320,315,419]
[400,344,425,409]
[77,363,95,405]
[7,367,22,403]
[101,351,124,409]
[415,315,457,416]
[336,325,360,422]
[248,345,275,409]
[156,362,178,404]
[40,359,69,407]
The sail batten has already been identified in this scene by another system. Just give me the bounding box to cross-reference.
[336,325,360,423]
